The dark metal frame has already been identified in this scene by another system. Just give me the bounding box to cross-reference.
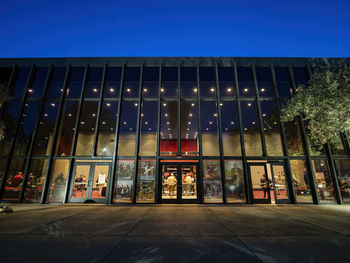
[0,57,349,206]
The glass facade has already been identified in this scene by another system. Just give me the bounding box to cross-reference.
[0,57,349,206]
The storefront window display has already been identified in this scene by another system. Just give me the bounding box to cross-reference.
[224,160,245,203]
[290,160,313,203]
[114,160,135,203]
[203,160,223,203]
[48,159,69,203]
[136,159,156,203]
[24,159,48,203]
[312,160,336,203]
[334,159,350,202]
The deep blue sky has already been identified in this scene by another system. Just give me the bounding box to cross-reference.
[1,0,349,57]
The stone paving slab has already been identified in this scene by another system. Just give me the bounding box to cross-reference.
[239,235,350,263]
[104,236,259,263]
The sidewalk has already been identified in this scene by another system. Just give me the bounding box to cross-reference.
[0,204,350,262]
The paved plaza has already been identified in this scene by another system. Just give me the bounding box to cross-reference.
[0,204,350,262]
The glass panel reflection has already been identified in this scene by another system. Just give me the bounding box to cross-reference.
[181,67,197,98]
[225,160,245,203]
[181,164,197,199]
[71,165,89,199]
[139,101,157,156]
[270,164,288,200]
[161,164,177,199]
[117,101,138,156]
[12,67,30,98]
[250,165,270,200]
[114,160,135,203]
[200,67,216,98]
[260,101,284,156]
[160,101,178,156]
[181,101,198,156]
[241,101,263,156]
[84,67,103,98]
[2,158,26,202]
[203,160,223,203]
[136,159,156,202]
[161,67,178,98]
[27,67,48,98]
[66,67,85,98]
[104,67,121,98]
[274,67,292,98]
[220,101,241,156]
[55,101,79,156]
[143,67,159,98]
[334,159,350,202]
[123,67,140,98]
[48,159,69,203]
[91,165,109,199]
[255,67,274,98]
[237,67,254,98]
[312,160,336,203]
[290,160,313,203]
[24,159,48,203]
[96,100,118,156]
[201,101,220,156]
[218,67,236,98]
[48,67,66,98]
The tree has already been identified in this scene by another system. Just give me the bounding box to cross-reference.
[280,63,350,150]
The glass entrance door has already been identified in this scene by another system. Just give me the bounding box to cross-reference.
[70,162,111,203]
[248,162,290,204]
[160,162,198,203]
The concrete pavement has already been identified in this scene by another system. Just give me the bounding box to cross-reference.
[0,204,350,262]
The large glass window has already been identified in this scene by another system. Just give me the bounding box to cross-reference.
[161,67,178,98]
[104,67,122,98]
[75,101,99,156]
[55,101,79,156]
[274,67,292,98]
[117,101,138,156]
[32,101,59,156]
[160,101,178,156]
[224,160,245,203]
[47,67,66,98]
[181,101,198,156]
[0,67,12,92]
[203,159,223,203]
[96,101,118,156]
[2,158,26,202]
[312,159,336,203]
[113,159,135,203]
[0,101,22,156]
[24,158,48,203]
[11,67,30,98]
[241,101,263,156]
[290,160,313,203]
[181,67,197,98]
[201,101,220,156]
[84,67,103,98]
[123,67,140,98]
[283,116,305,156]
[260,101,284,156]
[136,159,156,203]
[27,67,48,98]
[139,101,157,156]
[218,67,236,98]
[13,101,41,156]
[334,159,350,202]
[306,127,326,156]
[255,67,274,98]
[0,159,7,189]
[293,67,309,90]
[200,67,216,98]
[47,159,69,203]
[237,67,254,98]
[143,67,159,98]
[220,101,241,156]
[66,67,85,98]
[330,135,346,155]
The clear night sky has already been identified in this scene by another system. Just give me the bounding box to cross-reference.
[1,0,349,58]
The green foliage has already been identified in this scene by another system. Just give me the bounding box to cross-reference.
[281,63,350,149]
